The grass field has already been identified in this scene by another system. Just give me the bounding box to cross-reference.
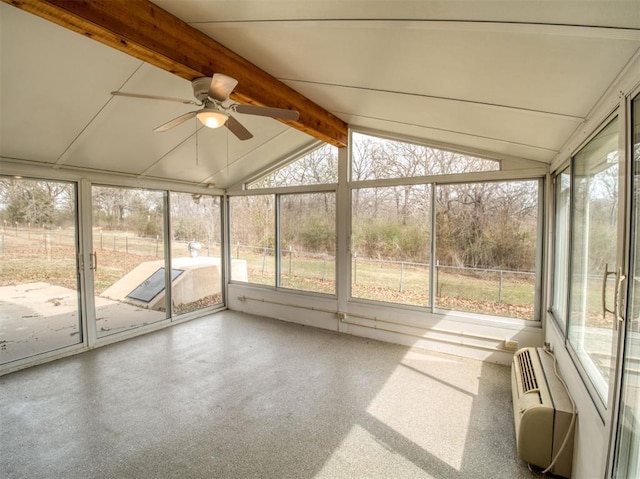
[2,229,543,320]
[235,247,538,320]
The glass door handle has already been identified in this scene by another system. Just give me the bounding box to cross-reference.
[615,267,626,331]
[90,251,98,271]
[603,263,617,319]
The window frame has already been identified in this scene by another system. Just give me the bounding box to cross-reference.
[168,191,224,318]
[227,184,339,298]
[347,129,545,323]
[245,142,338,190]
[349,183,433,308]
[349,129,502,182]
[228,192,277,287]
[562,110,625,417]
[433,178,542,321]
[550,164,572,334]
[277,191,337,295]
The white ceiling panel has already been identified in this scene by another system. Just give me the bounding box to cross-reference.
[57,65,204,174]
[0,4,141,163]
[197,20,640,118]
[143,112,298,187]
[342,114,557,163]
[155,0,640,29]
[141,128,235,185]
[284,80,583,162]
[205,129,320,189]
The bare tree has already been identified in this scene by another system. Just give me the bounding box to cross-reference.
[0,178,74,227]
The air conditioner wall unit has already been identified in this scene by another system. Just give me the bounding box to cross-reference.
[511,347,575,478]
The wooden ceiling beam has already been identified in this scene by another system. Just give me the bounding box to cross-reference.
[4,0,348,147]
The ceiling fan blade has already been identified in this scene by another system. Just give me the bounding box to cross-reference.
[111,91,199,105]
[208,73,238,102]
[234,104,300,121]
[225,115,253,141]
[153,111,198,132]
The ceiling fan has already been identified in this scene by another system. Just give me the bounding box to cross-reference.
[111,73,300,141]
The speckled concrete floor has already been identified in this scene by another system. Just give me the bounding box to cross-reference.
[1,311,538,479]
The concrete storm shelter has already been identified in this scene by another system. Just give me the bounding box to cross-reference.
[1,1,640,478]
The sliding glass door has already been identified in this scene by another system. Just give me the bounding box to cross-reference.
[91,185,168,337]
[568,118,622,405]
[169,192,223,317]
[612,94,640,479]
[0,177,82,364]
[1,177,224,371]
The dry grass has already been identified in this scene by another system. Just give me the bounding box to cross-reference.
[1,231,536,321]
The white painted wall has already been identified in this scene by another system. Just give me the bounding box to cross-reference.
[545,318,609,478]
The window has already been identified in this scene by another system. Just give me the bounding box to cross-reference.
[235,131,541,321]
[348,131,541,320]
[229,195,275,286]
[279,193,336,294]
[435,180,539,320]
[552,167,571,330]
[248,144,338,188]
[351,185,431,306]
[568,117,620,402]
[169,192,223,316]
[233,138,338,295]
[229,192,336,295]
[351,132,499,181]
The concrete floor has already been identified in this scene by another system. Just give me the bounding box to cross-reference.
[1,310,538,479]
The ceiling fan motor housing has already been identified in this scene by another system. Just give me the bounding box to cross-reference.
[191,77,212,102]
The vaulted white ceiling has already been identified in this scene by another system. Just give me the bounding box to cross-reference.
[2,1,640,189]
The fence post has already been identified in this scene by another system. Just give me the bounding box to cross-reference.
[236,242,240,259]
[126,235,129,254]
[45,231,51,261]
[113,236,116,252]
[322,256,326,282]
[353,253,357,285]
[1,232,4,253]
[100,230,103,249]
[399,261,404,293]
[156,235,159,257]
[288,246,292,275]
[262,247,267,273]
[499,270,503,303]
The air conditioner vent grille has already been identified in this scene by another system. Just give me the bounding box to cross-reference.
[517,349,539,393]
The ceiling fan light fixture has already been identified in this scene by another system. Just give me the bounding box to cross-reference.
[196,109,228,128]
